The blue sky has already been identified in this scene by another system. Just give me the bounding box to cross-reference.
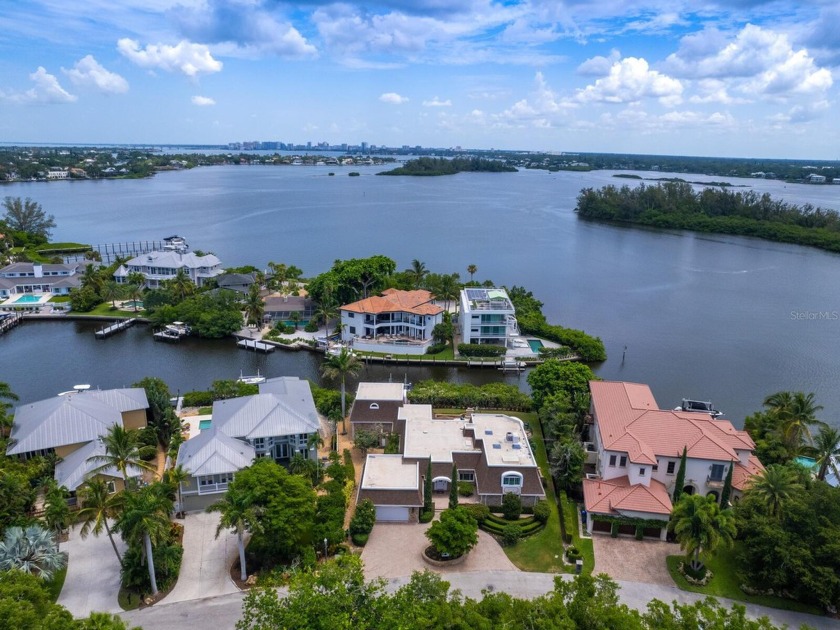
[0,0,837,158]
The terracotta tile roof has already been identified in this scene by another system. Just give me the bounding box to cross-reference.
[731,454,765,491]
[583,476,673,516]
[341,289,443,316]
[591,381,756,465]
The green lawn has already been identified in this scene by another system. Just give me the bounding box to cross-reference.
[45,562,68,602]
[665,545,821,615]
[74,303,143,318]
[118,587,142,611]
[356,345,456,361]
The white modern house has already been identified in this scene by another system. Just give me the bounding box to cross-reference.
[0,261,85,299]
[459,288,518,347]
[582,380,764,540]
[340,289,444,355]
[176,377,323,511]
[114,250,223,289]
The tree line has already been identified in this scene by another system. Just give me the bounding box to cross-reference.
[575,182,840,253]
[378,156,517,176]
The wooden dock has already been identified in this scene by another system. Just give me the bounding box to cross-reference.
[0,312,23,335]
[95,318,136,339]
[237,339,275,353]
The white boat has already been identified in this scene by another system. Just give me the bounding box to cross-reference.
[674,399,723,418]
[237,369,266,385]
[58,384,91,396]
[164,321,191,337]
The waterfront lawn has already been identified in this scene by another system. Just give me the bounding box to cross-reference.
[665,546,821,615]
[48,296,71,303]
[356,345,455,362]
[75,303,142,318]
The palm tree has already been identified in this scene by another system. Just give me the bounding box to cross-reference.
[167,268,194,302]
[668,494,736,572]
[0,382,18,437]
[812,426,840,482]
[0,525,66,580]
[746,464,803,519]
[76,479,125,565]
[115,483,174,596]
[243,283,265,328]
[408,259,428,289]
[764,391,824,452]
[290,311,301,330]
[102,280,123,309]
[125,282,143,312]
[467,264,477,283]
[437,273,459,311]
[87,424,156,485]
[320,348,362,431]
[206,486,262,582]
[314,301,337,330]
[126,271,146,288]
[162,465,191,515]
[80,263,104,294]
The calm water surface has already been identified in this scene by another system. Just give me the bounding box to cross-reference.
[3,166,840,426]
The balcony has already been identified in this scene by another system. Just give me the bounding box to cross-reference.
[706,476,725,488]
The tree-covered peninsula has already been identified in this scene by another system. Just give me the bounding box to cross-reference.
[378,156,517,176]
[576,181,840,253]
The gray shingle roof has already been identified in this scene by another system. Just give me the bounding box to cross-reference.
[7,388,148,455]
[176,427,255,477]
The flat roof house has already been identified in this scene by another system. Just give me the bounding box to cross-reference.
[459,288,519,347]
[582,380,764,540]
[114,250,223,289]
[7,388,149,494]
[348,382,407,440]
[340,289,444,356]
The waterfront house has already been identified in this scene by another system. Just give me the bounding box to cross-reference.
[263,293,314,325]
[459,288,519,347]
[113,250,223,289]
[349,382,407,440]
[339,288,443,356]
[582,380,764,540]
[358,404,545,522]
[175,377,322,512]
[0,261,85,300]
[6,387,149,496]
[213,272,257,295]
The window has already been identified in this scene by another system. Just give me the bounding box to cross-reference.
[710,464,725,482]
[369,403,379,410]
[348,312,355,318]
[619,455,627,467]
[639,467,646,476]
[652,461,659,472]
[501,472,523,487]
[349,326,356,334]
[106,480,117,494]
[666,461,676,475]
[458,470,475,482]
[609,455,617,467]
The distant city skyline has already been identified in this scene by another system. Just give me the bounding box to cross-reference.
[0,1,837,159]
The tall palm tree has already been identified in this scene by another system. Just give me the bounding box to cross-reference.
[243,283,265,328]
[115,483,174,596]
[437,273,459,311]
[87,424,156,485]
[102,280,123,309]
[320,348,362,429]
[162,464,191,515]
[0,525,66,580]
[763,391,824,452]
[125,282,144,312]
[408,259,428,289]
[746,464,803,519]
[80,263,104,294]
[314,301,337,330]
[76,478,125,565]
[812,426,840,482]
[0,382,18,437]
[206,486,262,582]
[668,494,736,572]
[467,264,477,283]
[167,268,194,302]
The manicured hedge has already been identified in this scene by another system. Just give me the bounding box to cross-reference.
[457,343,507,357]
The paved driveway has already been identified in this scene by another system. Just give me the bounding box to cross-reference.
[592,534,677,586]
[162,512,242,604]
[361,522,517,580]
[58,522,126,617]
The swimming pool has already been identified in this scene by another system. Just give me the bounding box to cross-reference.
[14,294,43,304]
[199,419,212,430]
[527,339,544,353]
[123,300,144,309]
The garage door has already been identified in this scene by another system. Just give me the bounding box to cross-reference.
[375,506,410,522]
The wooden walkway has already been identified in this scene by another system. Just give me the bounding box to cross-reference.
[94,318,136,338]
[0,312,23,335]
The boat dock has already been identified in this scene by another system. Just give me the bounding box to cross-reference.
[0,312,23,335]
[237,339,275,353]
[95,318,136,339]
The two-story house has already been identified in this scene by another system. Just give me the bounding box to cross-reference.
[113,250,223,289]
[0,261,86,300]
[582,380,764,539]
[339,289,443,356]
[459,288,519,347]
[348,382,407,440]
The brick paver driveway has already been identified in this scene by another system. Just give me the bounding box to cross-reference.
[361,522,517,580]
[592,534,678,586]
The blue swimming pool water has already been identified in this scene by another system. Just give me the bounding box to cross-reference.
[14,294,43,303]
[527,339,544,353]
[199,419,212,430]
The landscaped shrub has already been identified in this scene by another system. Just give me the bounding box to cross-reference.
[461,503,490,524]
[610,521,619,538]
[502,492,522,521]
[304,321,319,332]
[457,481,474,497]
[426,343,447,355]
[419,508,435,523]
[501,524,521,547]
[407,381,531,411]
[533,500,551,525]
[349,500,376,537]
[343,449,355,482]
[457,343,507,358]
[182,390,214,407]
[351,533,369,547]
[274,323,295,334]
[635,524,644,540]
[566,546,581,562]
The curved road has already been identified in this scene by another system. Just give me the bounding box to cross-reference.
[120,571,840,630]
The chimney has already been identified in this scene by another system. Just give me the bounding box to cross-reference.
[33,263,43,278]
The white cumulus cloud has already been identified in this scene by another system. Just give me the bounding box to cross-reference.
[379,92,409,104]
[576,57,683,106]
[423,96,451,107]
[117,39,223,76]
[1,67,77,104]
[191,95,216,106]
[62,55,128,94]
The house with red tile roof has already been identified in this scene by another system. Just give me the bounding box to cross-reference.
[339,288,444,355]
[582,380,764,540]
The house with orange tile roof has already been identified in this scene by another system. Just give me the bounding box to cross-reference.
[582,380,764,540]
[339,288,444,355]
